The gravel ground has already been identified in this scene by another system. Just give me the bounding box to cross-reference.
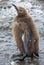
[0,0,44,65]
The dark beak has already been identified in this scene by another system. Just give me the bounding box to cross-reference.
[12,4,19,13]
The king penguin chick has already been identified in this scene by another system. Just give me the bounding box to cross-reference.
[12,4,39,61]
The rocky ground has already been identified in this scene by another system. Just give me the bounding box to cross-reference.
[0,0,44,65]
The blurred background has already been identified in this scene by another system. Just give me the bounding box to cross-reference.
[0,0,44,65]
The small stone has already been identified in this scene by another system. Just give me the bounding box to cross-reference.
[11,61,16,65]
[7,6,11,8]
[3,7,6,9]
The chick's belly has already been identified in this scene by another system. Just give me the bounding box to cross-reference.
[22,31,32,54]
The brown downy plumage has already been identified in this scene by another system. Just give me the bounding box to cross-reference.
[12,4,39,60]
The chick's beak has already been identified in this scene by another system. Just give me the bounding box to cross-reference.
[12,4,19,13]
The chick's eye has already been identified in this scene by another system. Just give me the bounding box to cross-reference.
[20,9,23,12]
